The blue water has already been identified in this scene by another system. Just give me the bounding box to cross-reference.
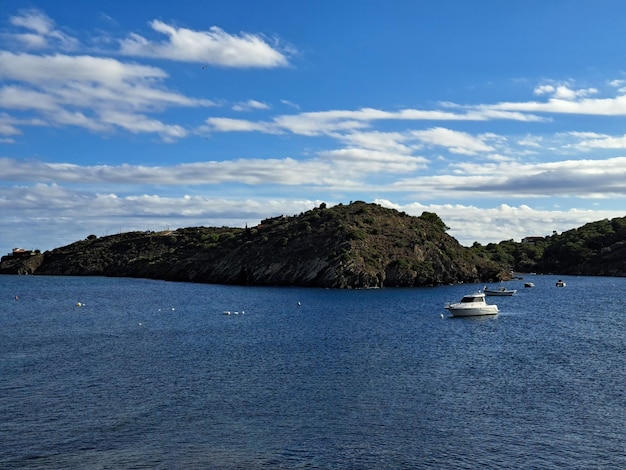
[1,275,624,469]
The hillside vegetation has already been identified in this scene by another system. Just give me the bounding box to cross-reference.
[472,216,626,276]
[0,201,508,288]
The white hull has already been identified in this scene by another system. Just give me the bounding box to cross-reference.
[446,305,498,317]
[483,287,516,296]
[445,292,498,317]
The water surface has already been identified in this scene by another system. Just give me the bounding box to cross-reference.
[1,275,624,468]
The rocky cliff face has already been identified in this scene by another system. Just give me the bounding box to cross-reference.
[1,202,509,288]
[0,253,44,275]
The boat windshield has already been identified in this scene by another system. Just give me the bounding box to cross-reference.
[461,296,481,303]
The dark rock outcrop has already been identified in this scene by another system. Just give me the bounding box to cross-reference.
[1,202,509,288]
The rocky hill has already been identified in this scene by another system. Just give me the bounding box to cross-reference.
[471,215,626,276]
[1,202,508,288]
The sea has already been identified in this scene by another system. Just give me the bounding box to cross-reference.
[0,274,624,469]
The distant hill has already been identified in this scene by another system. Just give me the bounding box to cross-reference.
[0,201,508,288]
[471,216,626,276]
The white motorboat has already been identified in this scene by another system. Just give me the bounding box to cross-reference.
[445,292,498,317]
[556,279,566,287]
[524,282,535,288]
[483,286,517,296]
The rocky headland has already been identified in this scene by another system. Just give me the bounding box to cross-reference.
[0,201,509,288]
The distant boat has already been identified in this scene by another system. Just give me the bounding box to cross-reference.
[483,286,517,296]
[556,280,566,287]
[445,292,498,317]
[524,282,535,288]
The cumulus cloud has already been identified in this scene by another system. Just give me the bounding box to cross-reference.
[533,83,597,100]
[120,20,290,68]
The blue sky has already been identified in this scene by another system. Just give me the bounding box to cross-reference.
[2,0,626,256]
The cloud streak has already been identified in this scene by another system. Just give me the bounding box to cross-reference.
[0,51,213,140]
[2,155,626,200]
[120,20,290,68]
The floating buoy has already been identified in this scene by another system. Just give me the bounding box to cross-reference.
[76,302,83,307]
[297,301,301,306]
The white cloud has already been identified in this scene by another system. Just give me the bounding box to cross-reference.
[337,131,414,153]
[491,83,626,116]
[3,153,626,201]
[203,117,281,134]
[8,9,78,50]
[570,133,626,150]
[411,127,495,155]
[232,99,270,112]
[0,51,168,85]
[2,182,620,253]
[0,85,58,111]
[120,20,290,68]
[375,199,625,246]
[204,105,546,141]
[99,110,188,140]
[517,135,542,148]
[0,52,213,140]
[319,148,428,173]
[533,82,597,100]
[0,183,323,252]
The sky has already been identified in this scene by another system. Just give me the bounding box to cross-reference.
[2,0,626,256]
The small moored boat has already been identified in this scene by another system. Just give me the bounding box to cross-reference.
[445,292,498,317]
[483,286,517,296]
[524,282,535,288]
[556,280,566,287]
